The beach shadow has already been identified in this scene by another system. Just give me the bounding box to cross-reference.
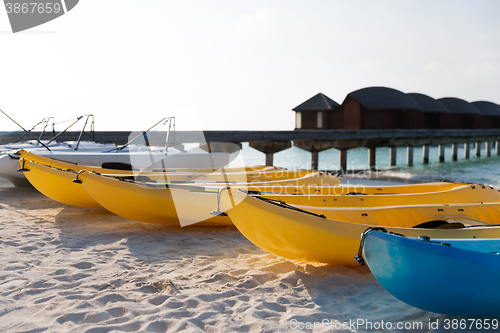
[0,183,66,210]
[53,206,141,248]
[53,205,239,258]
[123,224,241,263]
[283,263,467,329]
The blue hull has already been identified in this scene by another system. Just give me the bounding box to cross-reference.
[363,231,500,317]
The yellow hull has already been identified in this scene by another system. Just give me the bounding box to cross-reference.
[21,159,477,210]
[140,169,341,184]
[22,162,103,209]
[259,183,500,207]
[22,156,500,228]
[77,172,500,229]
[274,181,463,195]
[19,152,500,230]
[221,191,500,265]
[298,202,500,227]
[17,150,336,183]
[20,160,340,208]
[17,149,473,195]
[20,150,475,208]
[79,172,230,226]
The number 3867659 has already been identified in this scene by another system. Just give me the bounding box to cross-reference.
[5,2,62,14]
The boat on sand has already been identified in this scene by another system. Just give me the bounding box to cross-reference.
[359,228,500,316]
[220,189,500,265]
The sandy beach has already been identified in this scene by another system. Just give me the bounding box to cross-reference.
[0,178,478,332]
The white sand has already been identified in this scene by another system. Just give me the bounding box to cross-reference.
[0,179,472,332]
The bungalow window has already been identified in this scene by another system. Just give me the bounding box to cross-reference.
[296,112,302,129]
[317,111,323,128]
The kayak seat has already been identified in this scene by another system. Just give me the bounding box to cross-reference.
[412,220,466,229]
[101,162,133,171]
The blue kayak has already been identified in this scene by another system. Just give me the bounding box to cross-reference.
[359,228,500,317]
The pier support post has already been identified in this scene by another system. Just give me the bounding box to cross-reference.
[293,140,336,171]
[464,143,470,159]
[389,147,397,167]
[407,146,414,167]
[311,152,319,170]
[200,142,242,154]
[422,145,429,164]
[486,142,492,157]
[496,141,500,155]
[368,148,376,170]
[438,144,445,163]
[451,143,458,161]
[249,141,292,166]
[339,149,348,173]
[475,142,481,158]
[265,154,273,167]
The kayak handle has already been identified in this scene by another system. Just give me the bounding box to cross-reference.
[210,186,231,217]
[17,158,30,172]
[354,227,388,266]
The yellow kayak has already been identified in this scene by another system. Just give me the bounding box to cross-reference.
[257,183,500,207]
[79,171,230,226]
[22,161,104,208]
[20,160,340,208]
[301,202,500,227]
[21,156,480,211]
[19,153,500,228]
[220,190,500,265]
[72,172,500,228]
[17,150,335,183]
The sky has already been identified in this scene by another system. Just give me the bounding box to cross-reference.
[0,0,499,131]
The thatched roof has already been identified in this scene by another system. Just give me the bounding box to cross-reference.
[471,101,500,116]
[292,93,340,112]
[346,86,423,110]
[437,98,482,115]
[407,93,451,113]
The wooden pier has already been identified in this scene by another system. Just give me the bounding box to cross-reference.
[2,129,500,171]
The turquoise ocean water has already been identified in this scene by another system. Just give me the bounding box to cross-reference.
[236,142,500,187]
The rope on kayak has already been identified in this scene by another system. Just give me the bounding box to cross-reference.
[254,196,328,219]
